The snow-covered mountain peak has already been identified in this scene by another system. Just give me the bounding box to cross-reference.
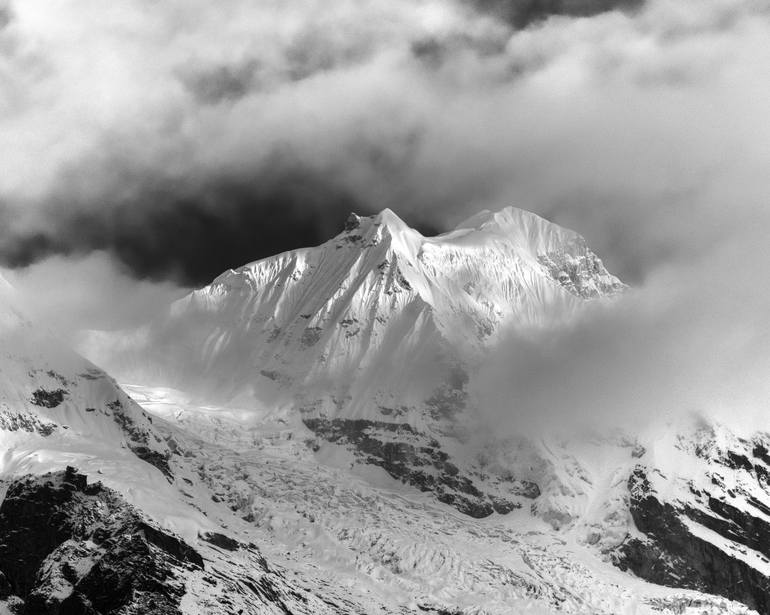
[345,205,589,262]
[347,207,417,237]
[456,205,547,230]
[338,207,425,262]
[458,204,563,230]
[87,204,626,391]
[83,206,628,413]
[456,206,589,259]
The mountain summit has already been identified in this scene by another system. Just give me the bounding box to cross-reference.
[84,206,624,407]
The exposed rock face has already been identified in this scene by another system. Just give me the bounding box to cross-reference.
[0,467,202,614]
[614,428,770,613]
[30,388,67,408]
[304,418,539,518]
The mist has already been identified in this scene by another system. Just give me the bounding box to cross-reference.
[472,220,770,436]
[5,253,186,343]
[1,0,769,430]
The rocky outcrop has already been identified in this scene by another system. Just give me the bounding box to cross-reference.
[107,398,173,479]
[0,467,202,614]
[616,464,770,613]
[30,388,67,408]
[304,418,539,518]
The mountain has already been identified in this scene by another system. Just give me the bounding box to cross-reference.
[82,206,626,516]
[84,206,624,412]
[36,206,770,613]
[0,272,170,482]
[618,415,770,612]
[0,274,387,614]
[0,273,227,609]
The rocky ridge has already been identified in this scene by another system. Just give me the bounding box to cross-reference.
[0,467,201,614]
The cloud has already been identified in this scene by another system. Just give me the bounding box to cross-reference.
[4,252,186,341]
[3,161,368,285]
[470,194,770,437]
[0,0,769,429]
[1,0,766,286]
[0,0,461,284]
[465,0,644,28]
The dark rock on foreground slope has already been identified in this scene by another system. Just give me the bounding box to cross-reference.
[614,431,770,613]
[305,418,539,518]
[0,467,202,615]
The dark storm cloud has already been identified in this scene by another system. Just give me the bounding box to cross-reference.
[467,0,645,28]
[0,166,439,286]
[0,0,469,285]
[2,180,352,286]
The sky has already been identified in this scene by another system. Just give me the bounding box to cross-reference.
[1,0,770,429]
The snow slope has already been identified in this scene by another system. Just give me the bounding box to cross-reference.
[0,272,214,549]
[103,381,768,615]
[121,383,760,615]
[0,273,168,479]
[36,206,770,612]
[0,273,445,614]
